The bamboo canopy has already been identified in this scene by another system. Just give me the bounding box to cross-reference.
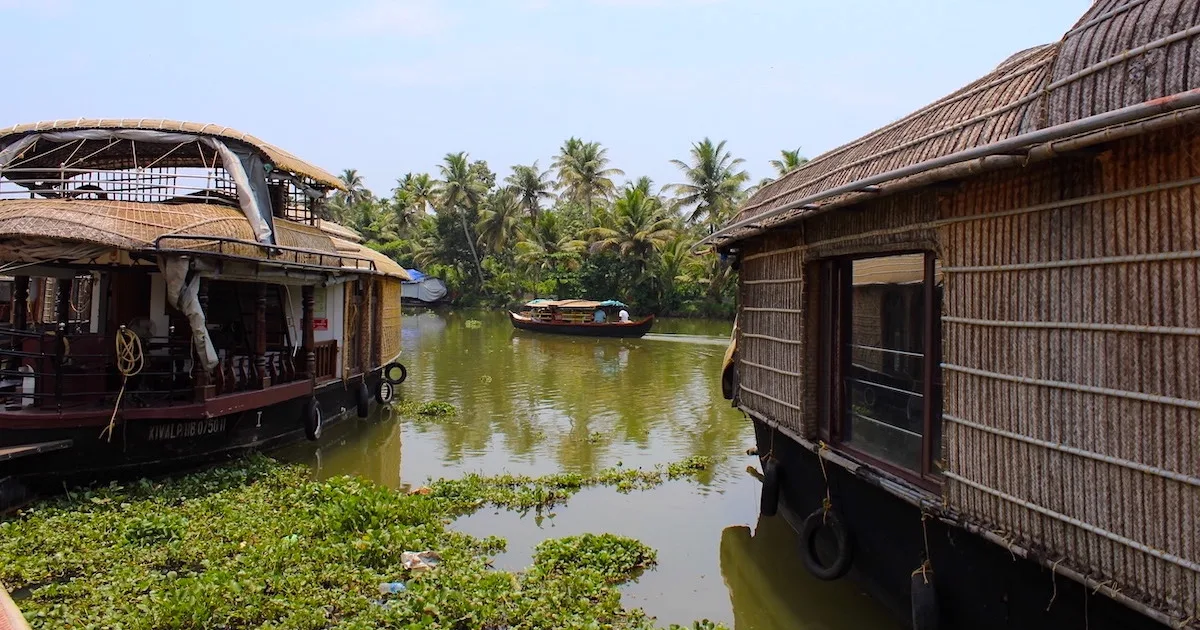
[717,0,1200,244]
[0,198,408,280]
[0,119,343,190]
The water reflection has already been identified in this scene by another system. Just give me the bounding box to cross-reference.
[721,516,901,630]
[275,309,897,629]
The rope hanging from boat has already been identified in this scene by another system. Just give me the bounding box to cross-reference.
[99,326,144,443]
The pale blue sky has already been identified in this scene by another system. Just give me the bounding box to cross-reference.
[0,0,1090,196]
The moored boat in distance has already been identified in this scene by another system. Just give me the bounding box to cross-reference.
[0,119,412,511]
[509,299,653,338]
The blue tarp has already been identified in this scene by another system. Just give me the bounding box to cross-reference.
[403,268,426,283]
[597,300,627,308]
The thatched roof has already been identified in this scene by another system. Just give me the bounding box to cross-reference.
[717,0,1200,245]
[317,219,365,243]
[523,299,627,310]
[0,199,408,279]
[331,238,411,280]
[0,119,344,190]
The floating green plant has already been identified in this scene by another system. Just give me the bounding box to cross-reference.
[394,399,459,418]
[0,455,724,629]
[464,319,483,329]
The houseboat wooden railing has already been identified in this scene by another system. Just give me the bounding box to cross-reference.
[707,3,1200,629]
[0,119,411,508]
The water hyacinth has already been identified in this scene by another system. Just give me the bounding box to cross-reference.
[0,454,724,629]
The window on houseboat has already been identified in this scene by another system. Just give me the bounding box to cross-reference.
[821,252,943,479]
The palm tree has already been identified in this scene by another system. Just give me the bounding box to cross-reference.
[552,137,624,217]
[630,176,655,197]
[476,188,523,255]
[437,152,488,280]
[514,212,585,290]
[505,162,555,223]
[769,147,808,177]
[587,186,676,281]
[337,168,372,207]
[396,172,437,211]
[668,138,749,232]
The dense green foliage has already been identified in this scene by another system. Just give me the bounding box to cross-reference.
[326,140,806,318]
[0,453,723,629]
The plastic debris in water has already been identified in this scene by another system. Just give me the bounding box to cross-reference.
[401,550,441,572]
[378,582,407,595]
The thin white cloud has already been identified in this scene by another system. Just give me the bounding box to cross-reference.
[326,0,456,37]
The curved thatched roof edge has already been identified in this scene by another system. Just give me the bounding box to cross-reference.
[0,119,345,191]
[712,0,1200,248]
[0,199,407,280]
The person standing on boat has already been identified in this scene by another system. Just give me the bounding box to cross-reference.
[594,309,607,323]
[618,309,630,323]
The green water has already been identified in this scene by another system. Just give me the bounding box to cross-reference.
[275,309,900,629]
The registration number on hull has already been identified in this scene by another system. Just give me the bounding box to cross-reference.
[147,418,227,441]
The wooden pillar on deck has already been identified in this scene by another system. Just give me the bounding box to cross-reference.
[192,279,212,400]
[300,284,315,379]
[11,276,28,330]
[357,280,369,377]
[254,283,270,389]
[54,277,72,405]
[55,278,72,334]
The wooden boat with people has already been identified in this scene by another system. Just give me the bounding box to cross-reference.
[508,299,653,338]
[0,119,411,511]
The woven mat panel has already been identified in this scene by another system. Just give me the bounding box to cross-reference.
[723,3,1200,238]
[730,45,1056,228]
[379,279,403,361]
[1041,0,1200,130]
[737,234,808,435]
[0,199,344,267]
[939,128,1200,620]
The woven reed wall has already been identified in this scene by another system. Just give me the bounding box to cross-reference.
[939,126,1200,620]
[738,123,1199,620]
[736,229,807,434]
[379,279,403,362]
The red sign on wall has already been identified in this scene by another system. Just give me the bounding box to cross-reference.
[313,318,329,331]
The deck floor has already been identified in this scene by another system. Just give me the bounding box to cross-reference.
[0,439,73,462]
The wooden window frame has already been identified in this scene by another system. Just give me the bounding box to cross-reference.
[817,250,943,490]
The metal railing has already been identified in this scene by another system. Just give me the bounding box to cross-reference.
[0,328,194,410]
[154,234,379,274]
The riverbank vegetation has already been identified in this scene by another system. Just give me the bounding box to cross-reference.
[328,142,807,318]
[0,454,722,629]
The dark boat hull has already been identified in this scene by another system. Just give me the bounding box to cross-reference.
[508,312,653,338]
[750,418,1168,630]
[0,370,387,512]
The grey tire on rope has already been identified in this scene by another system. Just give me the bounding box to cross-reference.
[376,379,395,405]
[304,397,322,441]
[355,380,370,418]
[798,507,854,581]
[911,567,939,630]
[760,457,781,517]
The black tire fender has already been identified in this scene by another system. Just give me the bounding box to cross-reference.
[760,457,781,517]
[383,362,407,385]
[798,507,854,581]
[304,397,322,441]
[376,379,395,405]
[911,566,939,630]
[355,380,370,418]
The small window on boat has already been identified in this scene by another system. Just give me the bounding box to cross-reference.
[818,252,943,481]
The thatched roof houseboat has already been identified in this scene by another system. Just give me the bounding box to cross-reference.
[0,119,410,510]
[708,2,1200,628]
